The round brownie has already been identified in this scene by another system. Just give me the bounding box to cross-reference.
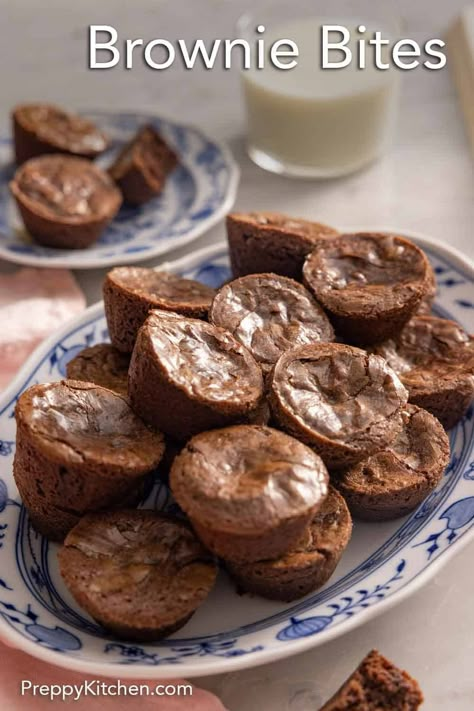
[128,310,264,440]
[269,343,408,470]
[10,155,122,249]
[14,380,165,541]
[170,425,329,563]
[104,267,216,353]
[109,124,178,205]
[209,273,334,372]
[373,316,474,429]
[303,232,430,344]
[336,405,450,521]
[227,486,351,601]
[12,103,108,164]
[66,344,130,396]
[58,510,217,641]
[227,211,339,281]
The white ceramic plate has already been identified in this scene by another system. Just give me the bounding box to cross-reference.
[0,231,473,678]
[0,111,239,269]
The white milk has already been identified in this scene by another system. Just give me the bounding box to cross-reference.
[242,19,399,177]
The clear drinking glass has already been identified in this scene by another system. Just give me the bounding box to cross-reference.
[238,0,401,178]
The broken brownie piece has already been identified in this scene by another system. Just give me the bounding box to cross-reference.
[319,649,424,710]
[109,124,178,205]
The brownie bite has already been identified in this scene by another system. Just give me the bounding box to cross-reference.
[269,343,408,470]
[227,212,338,280]
[10,155,122,249]
[319,649,423,710]
[14,380,165,541]
[59,510,217,641]
[415,259,437,315]
[209,273,334,372]
[104,267,216,353]
[227,486,351,601]
[337,405,450,521]
[66,344,130,396]
[108,124,178,205]
[303,233,430,345]
[170,425,329,563]
[373,316,474,429]
[128,310,264,440]
[12,103,108,165]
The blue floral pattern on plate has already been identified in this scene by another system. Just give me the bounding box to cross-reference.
[0,112,239,269]
[0,237,472,678]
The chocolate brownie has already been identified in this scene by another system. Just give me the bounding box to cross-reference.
[319,649,424,710]
[104,267,216,353]
[58,510,217,641]
[227,486,351,600]
[10,155,122,249]
[128,310,264,440]
[373,316,474,429]
[337,405,450,520]
[108,125,178,205]
[227,212,339,280]
[416,259,437,315]
[66,344,130,396]
[12,103,108,164]
[14,380,165,541]
[269,343,408,470]
[303,233,430,344]
[209,273,334,372]
[170,425,329,563]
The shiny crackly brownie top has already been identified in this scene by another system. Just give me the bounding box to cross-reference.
[15,379,164,472]
[209,273,334,369]
[170,425,329,529]
[14,103,108,154]
[108,267,215,309]
[11,155,121,220]
[139,309,263,405]
[374,315,474,387]
[271,343,408,444]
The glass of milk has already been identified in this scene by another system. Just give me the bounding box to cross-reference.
[238,0,401,178]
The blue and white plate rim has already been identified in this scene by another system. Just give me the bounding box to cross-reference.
[0,227,472,679]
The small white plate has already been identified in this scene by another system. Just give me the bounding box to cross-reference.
[0,231,472,678]
[0,111,239,269]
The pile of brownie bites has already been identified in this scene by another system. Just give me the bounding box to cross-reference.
[12,210,474,643]
[9,103,178,248]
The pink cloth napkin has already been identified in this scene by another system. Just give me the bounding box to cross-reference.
[0,267,227,710]
[0,267,86,392]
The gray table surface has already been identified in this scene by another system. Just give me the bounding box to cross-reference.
[0,1,473,708]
